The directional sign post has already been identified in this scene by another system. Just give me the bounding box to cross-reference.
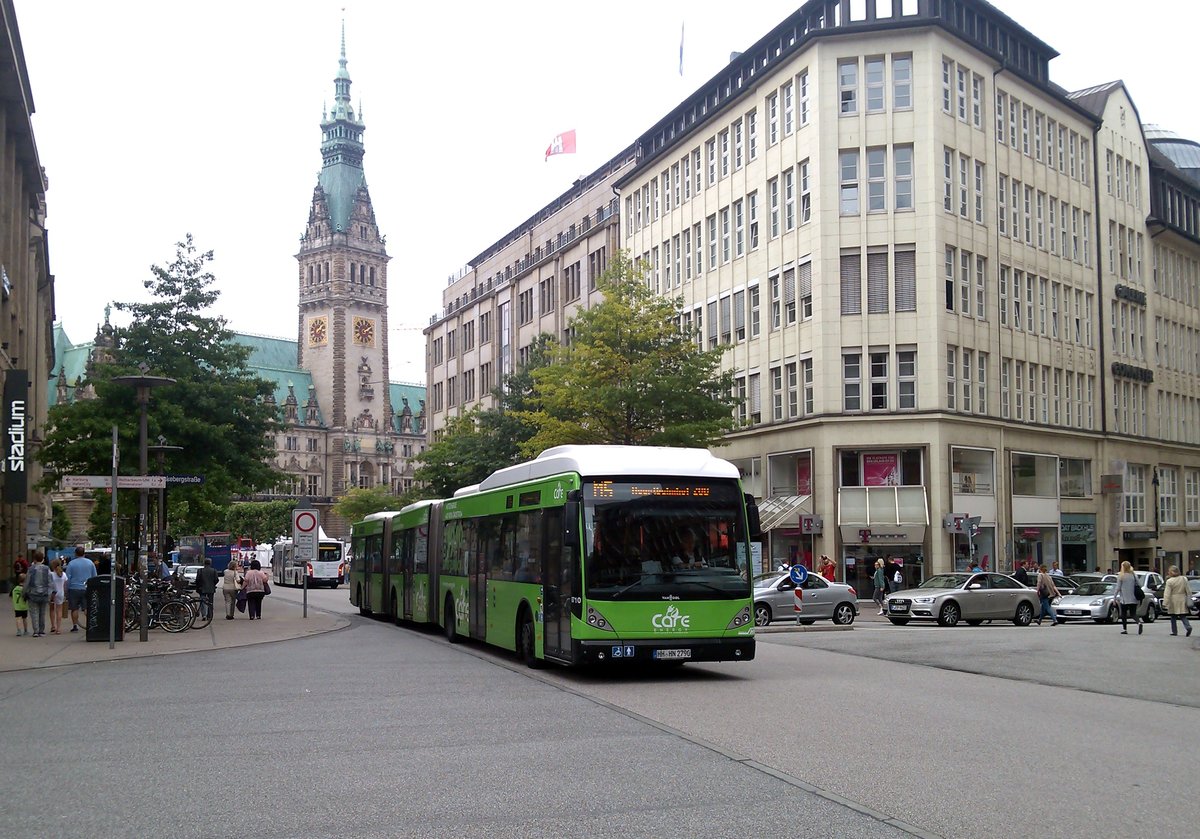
[62,475,166,489]
[789,564,809,624]
[292,501,319,619]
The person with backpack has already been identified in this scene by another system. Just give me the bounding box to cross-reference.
[23,552,52,638]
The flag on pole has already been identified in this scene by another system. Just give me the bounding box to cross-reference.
[679,21,685,76]
[544,129,577,161]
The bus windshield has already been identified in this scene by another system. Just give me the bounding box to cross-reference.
[318,544,342,563]
[582,478,750,601]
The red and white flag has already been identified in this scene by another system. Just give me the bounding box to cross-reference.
[544,129,576,161]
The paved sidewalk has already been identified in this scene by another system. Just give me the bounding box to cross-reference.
[0,594,348,673]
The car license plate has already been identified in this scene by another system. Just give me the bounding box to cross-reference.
[889,602,909,612]
[1061,609,1082,616]
[653,648,692,660]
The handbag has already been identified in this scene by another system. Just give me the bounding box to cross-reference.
[236,590,247,613]
[1134,583,1145,602]
[263,580,271,596]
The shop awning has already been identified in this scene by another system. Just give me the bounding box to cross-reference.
[837,486,929,545]
[757,494,811,531]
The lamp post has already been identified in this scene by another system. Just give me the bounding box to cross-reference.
[148,437,183,571]
[112,365,175,641]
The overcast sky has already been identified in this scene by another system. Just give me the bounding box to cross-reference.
[16,0,1200,386]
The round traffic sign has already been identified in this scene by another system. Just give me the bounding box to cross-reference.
[294,511,318,533]
[788,564,809,585]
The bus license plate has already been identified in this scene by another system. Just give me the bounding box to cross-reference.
[654,649,691,660]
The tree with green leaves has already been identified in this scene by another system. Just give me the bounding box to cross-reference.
[332,485,399,525]
[517,251,739,456]
[49,503,72,548]
[38,235,283,537]
[221,501,295,544]
[411,336,551,497]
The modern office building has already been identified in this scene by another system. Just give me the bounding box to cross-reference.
[615,0,1199,592]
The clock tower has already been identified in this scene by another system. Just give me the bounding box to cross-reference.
[296,24,393,496]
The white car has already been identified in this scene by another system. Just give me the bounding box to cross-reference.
[1054,581,1119,623]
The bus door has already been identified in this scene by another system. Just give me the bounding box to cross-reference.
[469,519,488,640]
[401,529,414,621]
[541,507,573,659]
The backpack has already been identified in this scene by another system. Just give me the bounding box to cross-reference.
[25,563,51,602]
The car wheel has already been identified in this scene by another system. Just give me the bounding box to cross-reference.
[965,619,984,626]
[1104,605,1117,624]
[887,617,910,626]
[754,603,772,627]
[1013,601,1034,626]
[937,601,961,627]
[1142,606,1156,624]
[832,603,856,625]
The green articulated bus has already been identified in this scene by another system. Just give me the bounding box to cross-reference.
[349,445,761,667]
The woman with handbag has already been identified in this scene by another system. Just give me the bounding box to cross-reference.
[1162,566,1193,638]
[221,560,244,620]
[241,559,270,621]
[1035,564,1061,626]
[1114,560,1143,635]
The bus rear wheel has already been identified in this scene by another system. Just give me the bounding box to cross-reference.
[444,596,458,644]
[518,609,541,669]
[357,586,369,617]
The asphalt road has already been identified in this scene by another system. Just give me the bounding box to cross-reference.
[3,584,1194,839]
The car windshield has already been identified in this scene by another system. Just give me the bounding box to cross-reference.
[1074,582,1115,596]
[582,478,751,601]
[918,574,970,589]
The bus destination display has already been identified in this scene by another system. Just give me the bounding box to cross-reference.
[588,480,713,500]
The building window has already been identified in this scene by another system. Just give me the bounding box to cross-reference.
[798,262,812,320]
[771,366,783,422]
[840,252,862,315]
[798,70,810,125]
[867,147,886,212]
[840,150,859,215]
[749,285,760,338]
[1123,463,1147,524]
[799,160,812,223]
[782,82,794,136]
[867,251,888,314]
[894,249,916,312]
[946,347,957,410]
[785,361,799,418]
[865,57,885,112]
[843,353,862,411]
[1160,467,1179,526]
[802,358,814,415]
[895,145,913,211]
[898,349,916,409]
[784,169,796,230]
[839,59,857,114]
[769,178,780,238]
[893,55,912,109]
[518,289,534,324]
[870,351,888,410]
[1185,468,1200,525]
[783,267,796,325]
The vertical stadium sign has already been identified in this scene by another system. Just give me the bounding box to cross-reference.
[3,369,28,504]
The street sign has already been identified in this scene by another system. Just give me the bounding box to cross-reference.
[62,475,166,489]
[292,507,320,563]
[164,473,205,486]
[788,564,809,585]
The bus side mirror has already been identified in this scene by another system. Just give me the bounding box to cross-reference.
[564,490,581,549]
[744,493,762,541]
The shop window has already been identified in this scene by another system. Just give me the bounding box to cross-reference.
[951,447,994,494]
[1011,452,1057,497]
[1059,458,1092,498]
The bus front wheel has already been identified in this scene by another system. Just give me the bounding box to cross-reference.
[444,596,458,644]
[518,608,541,669]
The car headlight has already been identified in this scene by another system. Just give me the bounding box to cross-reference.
[1089,599,1104,606]
[913,596,934,604]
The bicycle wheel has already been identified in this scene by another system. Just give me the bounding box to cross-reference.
[190,597,213,629]
[123,596,141,632]
[157,600,193,633]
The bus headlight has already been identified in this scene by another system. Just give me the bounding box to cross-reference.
[726,606,752,629]
[586,606,614,632]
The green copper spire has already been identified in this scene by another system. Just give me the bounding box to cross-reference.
[318,20,366,233]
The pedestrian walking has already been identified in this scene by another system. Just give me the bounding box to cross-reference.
[49,559,66,634]
[1161,565,1193,638]
[1035,564,1061,626]
[818,555,836,581]
[221,559,244,619]
[1114,560,1143,635]
[872,558,887,615]
[194,558,219,621]
[23,552,52,638]
[241,559,270,621]
[64,546,97,633]
[11,572,27,636]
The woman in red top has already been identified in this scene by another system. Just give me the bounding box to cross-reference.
[818,555,836,581]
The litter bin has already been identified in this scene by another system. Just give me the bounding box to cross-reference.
[85,575,125,642]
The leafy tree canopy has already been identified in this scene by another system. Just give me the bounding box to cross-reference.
[411,336,551,498]
[517,251,738,457]
[38,235,283,537]
[332,485,400,525]
[220,501,295,545]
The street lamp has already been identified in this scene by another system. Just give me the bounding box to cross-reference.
[148,436,183,569]
[112,365,175,642]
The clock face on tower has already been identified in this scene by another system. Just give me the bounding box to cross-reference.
[308,316,328,346]
[353,316,375,347]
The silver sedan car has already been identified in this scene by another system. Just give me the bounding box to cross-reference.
[1054,581,1119,623]
[752,572,859,626]
[885,572,1039,627]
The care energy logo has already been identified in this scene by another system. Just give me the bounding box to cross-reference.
[651,604,690,631]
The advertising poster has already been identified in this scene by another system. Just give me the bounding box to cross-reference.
[863,453,900,486]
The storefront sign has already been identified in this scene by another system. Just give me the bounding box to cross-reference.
[839,525,925,544]
[1060,520,1095,543]
[3,369,28,504]
[1021,528,1041,538]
